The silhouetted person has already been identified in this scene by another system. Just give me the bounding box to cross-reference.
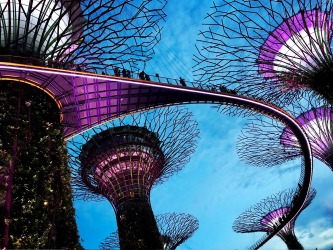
[139,70,145,80]
[76,65,81,71]
[113,67,120,76]
[155,73,160,82]
[122,68,127,77]
[145,73,150,81]
[179,77,186,86]
[127,70,131,78]
[219,85,227,92]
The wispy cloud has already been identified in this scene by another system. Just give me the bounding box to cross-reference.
[296,218,333,249]
[73,0,333,249]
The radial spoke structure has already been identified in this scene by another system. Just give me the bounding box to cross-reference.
[0,0,318,249]
[233,188,316,250]
[0,0,167,248]
[0,0,167,73]
[238,101,333,170]
[193,0,333,105]
[156,212,199,250]
[68,107,199,249]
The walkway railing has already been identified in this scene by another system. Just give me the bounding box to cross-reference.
[0,54,233,92]
[0,62,313,250]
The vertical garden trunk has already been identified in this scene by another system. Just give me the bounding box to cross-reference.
[2,86,21,249]
[0,82,82,249]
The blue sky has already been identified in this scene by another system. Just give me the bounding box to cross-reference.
[73,1,333,249]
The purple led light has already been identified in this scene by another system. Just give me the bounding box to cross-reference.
[281,107,333,165]
[281,107,332,141]
[0,61,312,168]
[258,10,332,78]
[293,107,330,126]
[0,64,295,139]
[260,207,290,226]
[0,64,296,111]
[94,150,156,186]
[79,125,166,204]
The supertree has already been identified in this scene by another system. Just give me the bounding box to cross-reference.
[99,213,199,250]
[233,188,316,250]
[0,0,166,72]
[237,99,333,170]
[193,0,333,105]
[0,0,167,248]
[68,106,199,250]
[0,83,84,249]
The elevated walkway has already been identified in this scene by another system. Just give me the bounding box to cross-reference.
[0,62,313,249]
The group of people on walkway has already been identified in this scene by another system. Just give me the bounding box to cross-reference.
[113,67,131,78]
[111,66,187,87]
[139,70,150,81]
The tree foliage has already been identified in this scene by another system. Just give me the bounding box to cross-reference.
[0,82,82,249]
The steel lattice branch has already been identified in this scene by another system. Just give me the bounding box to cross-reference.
[68,106,199,206]
[233,188,316,249]
[238,97,333,170]
[193,0,333,105]
[0,0,167,73]
[99,213,199,250]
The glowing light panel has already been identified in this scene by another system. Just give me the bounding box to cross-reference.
[258,10,332,81]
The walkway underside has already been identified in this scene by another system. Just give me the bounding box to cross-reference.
[0,63,313,249]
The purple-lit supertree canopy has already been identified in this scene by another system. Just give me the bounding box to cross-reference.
[237,103,333,170]
[281,106,333,167]
[193,0,333,105]
[0,0,167,248]
[0,0,166,72]
[68,106,199,250]
[233,188,316,250]
[99,213,199,250]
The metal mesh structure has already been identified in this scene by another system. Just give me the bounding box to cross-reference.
[281,106,333,168]
[156,213,199,250]
[0,2,167,247]
[99,213,199,250]
[0,0,167,73]
[237,100,333,170]
[233,188,316,250]
[99,231,120,250]
[68,106,198,249]
[79,125,165,206]
[69,106,199,206]
[193,0,333,105]
[237,115,302,168]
